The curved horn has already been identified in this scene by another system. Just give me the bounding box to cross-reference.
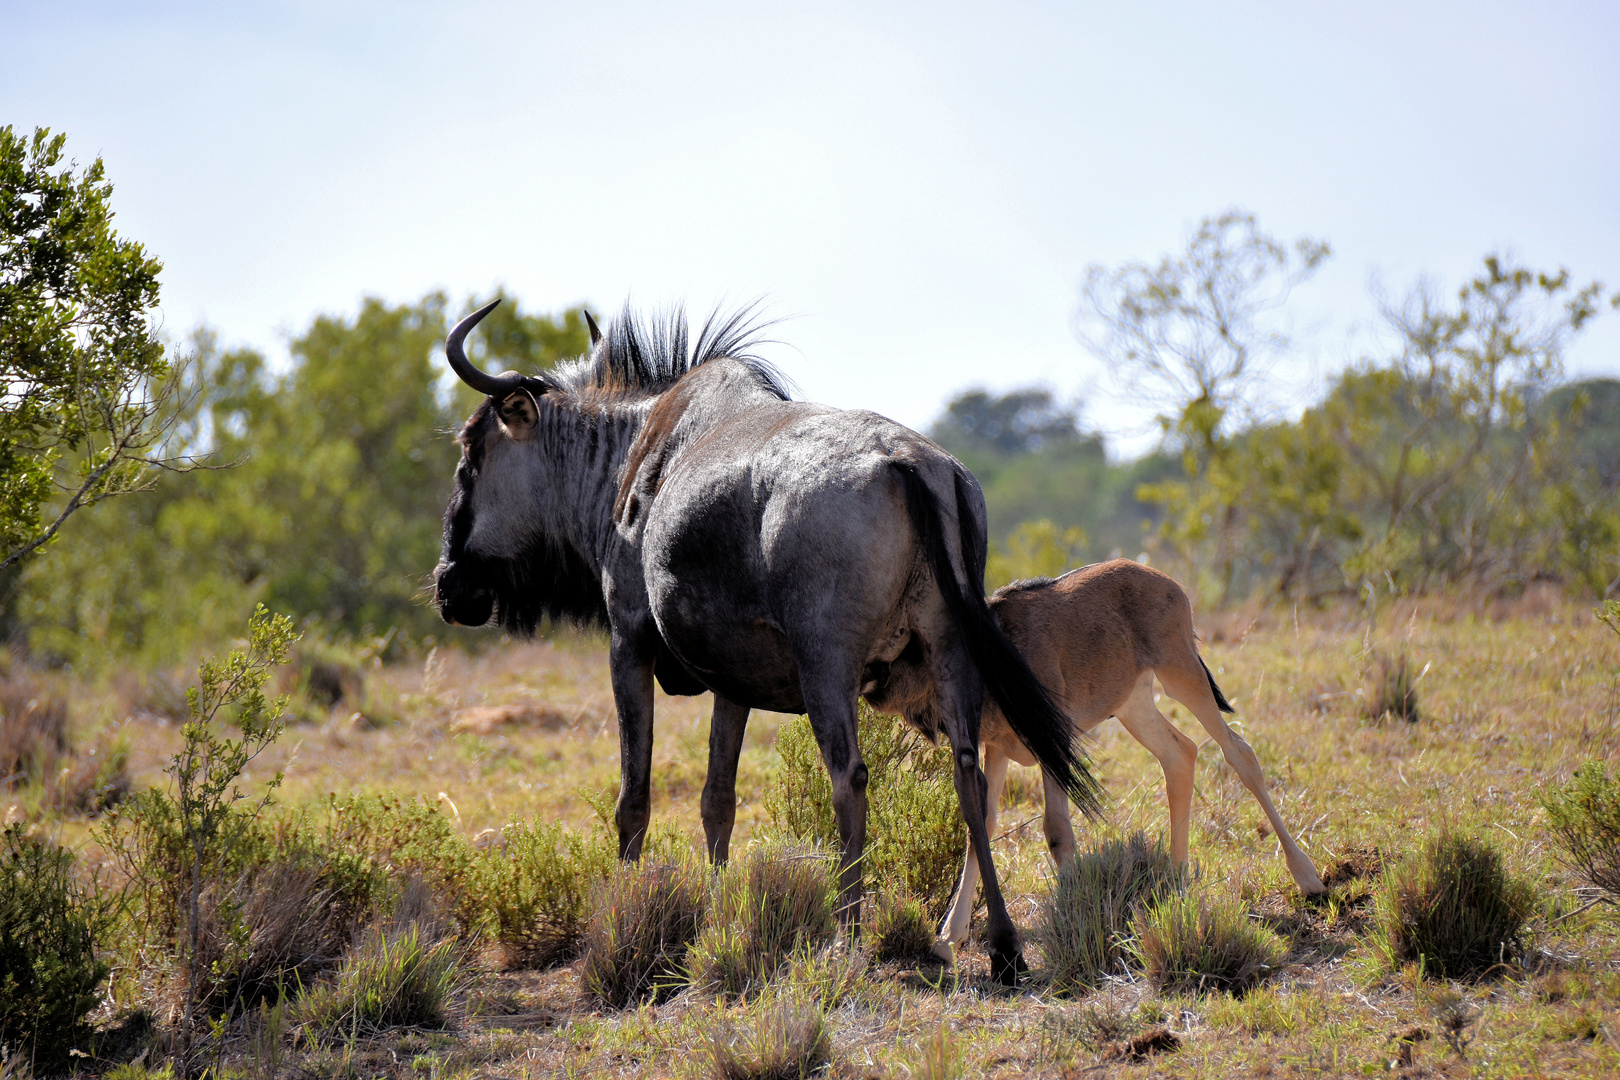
[584,309,602,346]
[446,299,522,397]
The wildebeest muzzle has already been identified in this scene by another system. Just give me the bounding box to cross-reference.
[434,561,495,627]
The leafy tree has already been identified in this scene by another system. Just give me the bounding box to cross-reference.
[1,126,196,572]
[1076,209,1329,595]
[13,292,591,664]
[1325,257,1610,591]
[930,387,1083,455]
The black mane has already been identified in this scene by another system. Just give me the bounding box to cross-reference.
[552,303,792,401]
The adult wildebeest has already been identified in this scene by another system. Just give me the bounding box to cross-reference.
[431,301,1098,982]
[934,559,1327,959]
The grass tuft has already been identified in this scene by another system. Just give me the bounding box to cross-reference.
[705,998,831,1080]
[1129,888,1287,996]
[1374,828,1535,979]
[296,882,464,1038]
[581,860,708,1008]
[863,887,937,963]
[1366,651,1420,723]
[689,844,836,997]
[911,1018,962,1080]
[1037,832,1181,993]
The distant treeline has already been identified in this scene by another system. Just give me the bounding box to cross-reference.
[5,280,1619,670]
[933,376,1620,602]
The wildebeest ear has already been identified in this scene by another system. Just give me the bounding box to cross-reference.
[497,388,539,439]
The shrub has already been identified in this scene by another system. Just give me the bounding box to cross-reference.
[762,701,965,917]
[1374,829,1536,979]
[705,997,831,1080]
[0,825,114,1066]
[297,883,463,1038]
[1365,651,1420,723]
[1037,833,1180,993]
[313,793,482,935]
[689,845,837,997]
[581,860,708,1008]
[477,820,614,968]
[1543,760,1620,904]
[1129,889,1287,996]
[864,887,937,963]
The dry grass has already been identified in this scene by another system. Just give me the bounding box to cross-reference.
[15,592,1620,1076]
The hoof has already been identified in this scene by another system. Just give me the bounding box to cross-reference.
[990,949,1028,987]
[930,938,955,965]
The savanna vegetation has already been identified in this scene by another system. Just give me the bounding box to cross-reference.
[4,128,1620,1078]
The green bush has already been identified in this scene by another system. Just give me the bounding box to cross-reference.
[689,844,837,997]
[581,860,708,1008]
[864,887,937,963]
[0,825,113,1066]
[1128,889,1287,996]
[313,793,482,935]
[1038,833,1181,993]
[762,701,965,917]
[1374,829,1536,979]
[1542,760,1620,903]
[477,821,614,968]
[704,997,831,1080]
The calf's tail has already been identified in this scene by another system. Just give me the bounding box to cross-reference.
[895,463,1103,817]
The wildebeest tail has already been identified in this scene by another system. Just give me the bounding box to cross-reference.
[895,463,1103,818]
[1200,656,1235,714]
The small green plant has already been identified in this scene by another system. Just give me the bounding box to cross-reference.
[1037,832,1181,993]
[762,701,965,916]
[581,860,708,1008]
[104,604,298,1061]
[1365,650,1420,723]
[704,997,831,1080]
[1374,829,1536,979]
[863,887,937,963]
[0,825,115,1067]
[1128,888,1287,996]
[689,844,837,997]
[476,820,614,968]
[1541,760,1620,904]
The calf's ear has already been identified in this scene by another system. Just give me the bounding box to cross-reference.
[498,389,540,439]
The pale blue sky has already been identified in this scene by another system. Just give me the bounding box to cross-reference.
[6,1,1617,454]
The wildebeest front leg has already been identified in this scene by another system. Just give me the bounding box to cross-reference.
[609,632,657,860]
[701,694,751,864]
[802,688,867,932]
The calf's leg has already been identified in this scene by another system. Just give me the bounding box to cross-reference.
[1112,673,1198,867]
[1157,662,1326,894]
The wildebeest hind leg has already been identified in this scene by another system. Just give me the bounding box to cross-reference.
[701,694,751,864]
[937,743,1009,959]
[800,682,869,933]
[936,679,1024,983]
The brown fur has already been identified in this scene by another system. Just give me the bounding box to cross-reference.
[936,559,1325,956]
